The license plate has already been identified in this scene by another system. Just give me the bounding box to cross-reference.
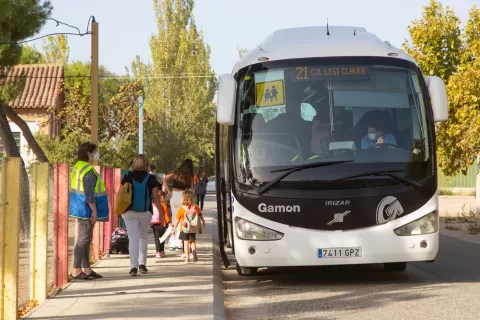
[318,247,362,258]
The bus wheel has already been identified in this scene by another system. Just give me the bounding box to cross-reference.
[236,264,258,276]
[384,262,407,272]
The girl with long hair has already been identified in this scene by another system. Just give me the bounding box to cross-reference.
[162,159,195,251]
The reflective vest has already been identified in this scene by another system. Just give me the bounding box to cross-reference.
[69,161,109,220]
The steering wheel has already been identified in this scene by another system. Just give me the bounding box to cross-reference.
[369,143,397,149]
[247,140,300,165]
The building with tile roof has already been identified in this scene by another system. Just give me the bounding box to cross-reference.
[1,64,65,161]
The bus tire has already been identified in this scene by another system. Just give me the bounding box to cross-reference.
[383,262,407,272]
[236,264,258,276]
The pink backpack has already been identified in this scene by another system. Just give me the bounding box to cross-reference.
[151,204,162,225]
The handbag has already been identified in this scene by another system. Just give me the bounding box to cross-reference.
[114,182,132,214]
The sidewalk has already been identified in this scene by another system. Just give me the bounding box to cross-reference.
[25,201,225,320]
[439,195,476,216]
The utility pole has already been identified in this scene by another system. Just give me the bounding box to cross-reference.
[91,18,99,145]
[138,95,144,154]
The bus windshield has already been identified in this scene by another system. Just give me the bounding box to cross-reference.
[234,59,433,190]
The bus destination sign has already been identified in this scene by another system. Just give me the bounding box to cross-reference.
[295,65,371,81]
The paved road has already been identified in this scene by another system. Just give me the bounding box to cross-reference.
[223,233,480,319]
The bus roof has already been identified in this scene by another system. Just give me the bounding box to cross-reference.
[233,26,417,73]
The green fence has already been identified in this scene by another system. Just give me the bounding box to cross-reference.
[438,162,478,189]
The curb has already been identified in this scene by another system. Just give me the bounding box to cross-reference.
[212,210,227,320]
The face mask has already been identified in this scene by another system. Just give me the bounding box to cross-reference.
[368,133,376,141]
[93,152,100,161]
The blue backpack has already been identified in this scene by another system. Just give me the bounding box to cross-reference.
[131,174,151,212]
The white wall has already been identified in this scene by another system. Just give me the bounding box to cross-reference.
[8,121,39,165]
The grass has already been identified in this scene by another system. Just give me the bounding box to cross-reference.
[441,205,478,224]
[442,205,480,235]
[439,189,454,195]
[457,205,477,223]
[467,223,480,235]
[438,189,476,196]
[442,216,456,223]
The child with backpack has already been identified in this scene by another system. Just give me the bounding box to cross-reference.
[151,191,170,258]
[171,190,206,264]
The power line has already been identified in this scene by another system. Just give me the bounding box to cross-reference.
[0,32,89,45]
[8,0,84,35]
[0,74,216,80]
[0,74,91,79]
[100,75,216,80]
[86,16,95,34]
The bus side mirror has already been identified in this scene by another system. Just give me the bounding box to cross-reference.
[425,76,448,122]
[217,74,236,125]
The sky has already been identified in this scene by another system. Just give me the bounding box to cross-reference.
[34,0,478,76]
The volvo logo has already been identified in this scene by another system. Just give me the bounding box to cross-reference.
[258,203,300,213]
[325,200,350,206]
[327,211,351,225]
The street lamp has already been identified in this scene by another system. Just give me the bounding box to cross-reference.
[138,95,143,154]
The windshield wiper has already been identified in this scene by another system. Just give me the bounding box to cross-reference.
[257,160,353,195]
[329,170,420,187]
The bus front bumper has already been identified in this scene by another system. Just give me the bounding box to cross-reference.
[234,229,439,267]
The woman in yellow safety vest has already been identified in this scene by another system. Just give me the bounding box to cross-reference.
[69,142,109,280]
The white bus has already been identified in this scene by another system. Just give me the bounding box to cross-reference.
[215,26,448,276]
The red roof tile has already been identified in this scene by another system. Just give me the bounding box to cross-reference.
[4,64,64,109]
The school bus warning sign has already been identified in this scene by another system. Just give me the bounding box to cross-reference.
[255,80,285,108]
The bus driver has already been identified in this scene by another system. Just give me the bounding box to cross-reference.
[360,124,397,149]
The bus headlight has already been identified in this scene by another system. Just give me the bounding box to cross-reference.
[235,217,284,240]
[394,210,438,236]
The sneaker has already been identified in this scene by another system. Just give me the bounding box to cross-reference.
[156,252,161,259]
[160,251,166,257]
[129,268,138,276]
[139,265,148,274]
[192,250,198,262]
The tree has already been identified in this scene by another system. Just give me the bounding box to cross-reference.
[52,79,143,140]
[433,5,480,176]
[0,0,52,239]
[38,77,142,166]
[404,3,480,213]
[34,56,141,167]
[42,34,69,64]
[38,64,142,166]
[403,0,462,82]
[403,3,480,176]
[35,129,137,168]
[19,43,45,64]
[461,5,480,68]
[138,0,216,172]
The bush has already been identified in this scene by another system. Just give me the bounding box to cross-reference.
[439,189,454,195]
